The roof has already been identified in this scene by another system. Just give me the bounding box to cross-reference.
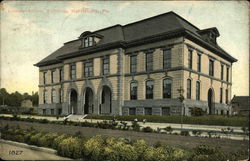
[35,11,237,67]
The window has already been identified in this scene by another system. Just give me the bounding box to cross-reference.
[129,108,136,115]
[84,61,93,77]
[43,109,46,115]
[197,54,201,72]
[226,67,229,82]
[209,59,214,76]
[70,64,76,79]
[221,65,224,80]
[130,55,137,73]
[187,79,191,99]
[102,57,109,75]
[51,89,56,103]
[146,80,154,99]
[60,89,63,103]
[144,108,152,115]
[130,82,138,100]
[43,72,47,84]
[220,88,223,103]
[146,53,153,71]
[44,90,48,104]
[196,81,200,100]
[58,109,62,115]
[221,110,224,115]
[84,37,94,47]
[225,89,228,104]
[51,70,56,83]
[163,49,171,69]
[162,107,170,116]
[188,49,193,69]
[59,69,63,82]
[51,109,54,115]
[163,79,172,98]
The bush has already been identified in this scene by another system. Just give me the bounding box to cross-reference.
[57,136,83,159]
[29,133,44,146]
[180,131,190,136]
[37,133,59,148]
[191,107,205,116]
[142,126,153,133]
[131,121,140,131]
[85,114,249,127]
[52,134,69,149]
[165,126,173,134]
[189,145,228,161]
[83,135,105,161]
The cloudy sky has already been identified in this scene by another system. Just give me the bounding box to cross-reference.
[0,1,249,96]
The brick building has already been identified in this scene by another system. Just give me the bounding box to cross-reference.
[35,11,237,116]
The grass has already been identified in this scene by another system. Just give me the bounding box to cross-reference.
[86,114,249,127]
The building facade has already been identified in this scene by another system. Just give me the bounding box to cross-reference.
[35,11,237,116]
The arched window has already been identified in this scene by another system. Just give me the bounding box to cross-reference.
[146,80,154,99]
[51,89,56,103]
[196,81,200,100]
[130,81,138,100]
[187,79,192,99]
[44,90,48,104]
[163,79,172,98]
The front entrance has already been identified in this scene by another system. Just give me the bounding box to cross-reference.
[208,88,214,115]
[84,88,93,114]
[100,86,112,114]
[69,89,78,114]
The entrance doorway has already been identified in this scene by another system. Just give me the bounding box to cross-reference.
[84,88,93,114]
[208,88,214,115]
[69,89,78,114]
[101,86,112,114]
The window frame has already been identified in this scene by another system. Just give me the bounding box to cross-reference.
[163,78,172,99]
[226,67,229,82]
[187,79,192,99]
[220,87,223,103]
[130,55,137,73]
[221,65,224,80]
[197,53,201,72]
[51,70,56,84]
[44,90,48,104]
[59,68,63,82]
[188,49,193,69]
[51,89,56,103]
[146,80,154,99]
[43,72,47,84]
[102,57,109,75]
[196,81,200,100]
[146,52,153,71]
[70,64,76,79]
[144,107,152,115]
[84,60,93,77]
[163,49,171,69]
[130,81,138,100]
[209,59,214,76]
[129,108,136,115]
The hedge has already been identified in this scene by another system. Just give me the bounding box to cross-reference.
[1,126,248,161]
[86,114,249,127]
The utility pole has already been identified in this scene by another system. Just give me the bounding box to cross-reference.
[177,86,185,130]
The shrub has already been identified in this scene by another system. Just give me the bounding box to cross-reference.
[83,135,105,161]
[29,133,44,146]
[38,133,59,148]
[131,121,140,131]
[103,137,138,161]
[180,130,190,136]
[142,126,153,133]
[52,134,69,149]
[57,136,83,159]
[165,126,173,134]
[189,145,228,161]
[191,107,205,116]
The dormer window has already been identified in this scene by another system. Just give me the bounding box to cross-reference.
[84,37,94,47]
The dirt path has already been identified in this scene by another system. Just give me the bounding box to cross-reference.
[0,120,248,153]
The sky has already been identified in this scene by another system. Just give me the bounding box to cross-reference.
[0,1,249,96]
